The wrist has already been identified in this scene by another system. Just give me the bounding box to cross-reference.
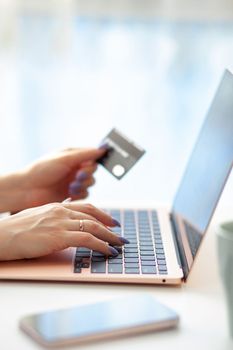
[0,171,28,213]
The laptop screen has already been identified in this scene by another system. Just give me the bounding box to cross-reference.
[171,69,233,277]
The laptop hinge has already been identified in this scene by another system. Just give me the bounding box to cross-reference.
[170,214,189,281]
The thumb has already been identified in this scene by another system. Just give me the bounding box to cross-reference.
[60,148,106,167]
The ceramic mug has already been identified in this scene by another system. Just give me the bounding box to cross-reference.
[217,221,233,337]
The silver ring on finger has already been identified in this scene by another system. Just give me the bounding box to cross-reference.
[79,219,85,232]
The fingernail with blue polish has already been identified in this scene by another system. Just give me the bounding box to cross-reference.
[69,182,81,195]
[109,246,119,257]
[112,218,121,227]
[114,246,122,253]
[71,181,82,190]
[76,171,87,181]
[118,237,130,244]
[99,143,110,151]
[69,188,80,195]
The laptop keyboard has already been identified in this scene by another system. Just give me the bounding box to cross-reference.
[184,221,202,258]
[74,210,167,275]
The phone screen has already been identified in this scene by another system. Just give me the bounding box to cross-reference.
[20,295,179,346]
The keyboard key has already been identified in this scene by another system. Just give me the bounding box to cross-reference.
[124,237,137,242]
[74,267,81,273]
[139,230,150,234]
[124,248,138,253]
[77,248,91,253]
[74,262,82,269]
[139,235,151,239]
[141,261,156,266]
[153,229,161,234]
[157,259,167,265]
[74,257,83,263]
[154,244,163,249]
[125,262,139,268]
[158,265,167,271]
[92,251,106,257]
[156,249,164,254]
[108,258,122,264]
[124,232,136,237]
[140,251,155,256]
[139,245,154,250]
[127,244,138,248]
[76,252,91,258]
[91,262,106,273]
[109,254,122,260]
[139,233,151,239]
[139,228,151,232]
[125,257,139,263]
[154,236,162,242]
[81,262,90,268]
[141,266,157,274]
[139,237,152,243]
[139,227,150,231]
[156,254,165,259]
[139,242,153,247]
[108,265,123,274]
[154,239,162,244]
[126,239,137,244]
[125,267,140,274]
[140,242,153,247]
[141,256,156,261]
[139,248,154,253]
[124,252,139,258]
[91,256,106,262]
[124,237,136,242]
[153,224,160,228]
[124,233,137,237]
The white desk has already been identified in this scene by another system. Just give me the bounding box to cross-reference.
[1,204,233,350]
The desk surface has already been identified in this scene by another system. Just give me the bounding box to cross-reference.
[1,204,233,350]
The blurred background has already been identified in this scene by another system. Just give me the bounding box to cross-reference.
[0,0,232,205]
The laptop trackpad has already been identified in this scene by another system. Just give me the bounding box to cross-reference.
[0,248,75,279]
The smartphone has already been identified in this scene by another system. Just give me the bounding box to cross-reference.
[19,294,179,348]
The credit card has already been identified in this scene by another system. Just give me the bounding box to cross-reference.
[98,128,146,180]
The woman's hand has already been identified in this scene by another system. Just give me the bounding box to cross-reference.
[0,147,106,213]
[0,202,128,261]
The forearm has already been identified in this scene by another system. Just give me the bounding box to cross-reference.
[0,171,27,213]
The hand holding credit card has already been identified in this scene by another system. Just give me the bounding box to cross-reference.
[98,128,146,180]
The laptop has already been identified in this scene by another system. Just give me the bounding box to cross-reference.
[0,69,232,285]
